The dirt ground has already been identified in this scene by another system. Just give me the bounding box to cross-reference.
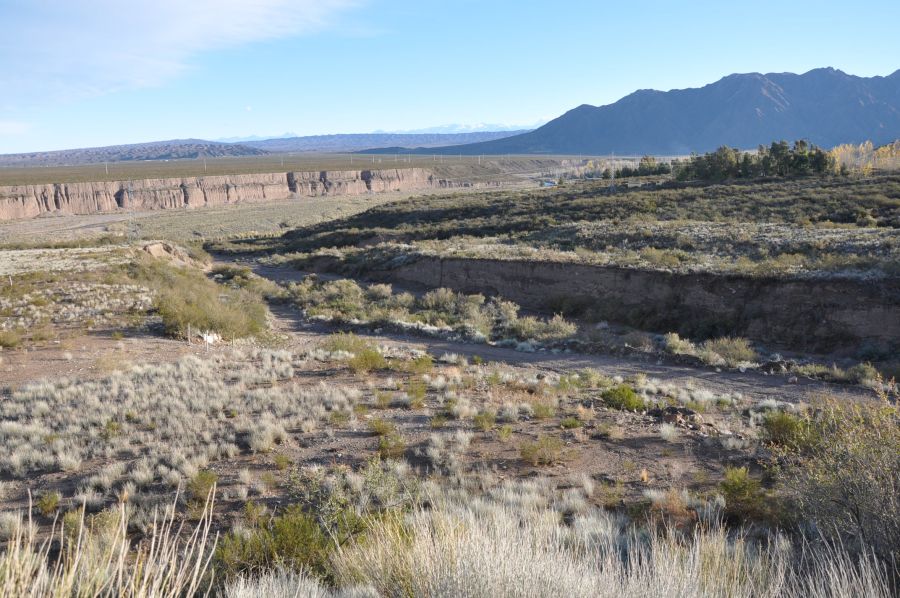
[0,249,880,540]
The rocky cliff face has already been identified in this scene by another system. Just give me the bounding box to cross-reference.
[0,168,473,221]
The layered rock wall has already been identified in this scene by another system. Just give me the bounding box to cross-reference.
[0,169,469,221]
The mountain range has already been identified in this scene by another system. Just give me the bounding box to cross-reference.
[0,132,527,167]
[417,68,900,156]
[3,68,897,165]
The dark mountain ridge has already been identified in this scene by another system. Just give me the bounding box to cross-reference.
[426,68,900,155]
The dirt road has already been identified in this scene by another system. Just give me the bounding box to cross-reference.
[220,256,874,406]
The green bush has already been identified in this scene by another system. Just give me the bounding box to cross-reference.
[473,411,497,432]
[507,314,577,342]
[215,505,330,579]
[560,417,583,429]
[348,348,386,374]
[135,259,267,339]
[762,411,809,449]
[377,433,406,459]
[601,385,644,411]
[323,332,371,355]
[368,418,395,437]
[0,329,22,349]
[35,491,61,517]
[520,435,565,466]
[394,354,434,375]
[187,470,218,504]
[273,454,293,471]
[772,396,900,561]
[211,264,286,300]
[406,378,427,408]
[701,337,757,366]
[720,466,766,522]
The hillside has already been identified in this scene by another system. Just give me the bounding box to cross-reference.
[243,131,528,153]
[432,68,900,155]
[0,139,268,167]
[0,132,529,167]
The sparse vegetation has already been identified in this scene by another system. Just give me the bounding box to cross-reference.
[2,163,898,596]
[289,276,578,346]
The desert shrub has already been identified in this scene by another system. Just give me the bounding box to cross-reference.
[531,401,556,420]
[396,354,433,375]
[187,470,218,504]
[406,378,427,408]
[520,435,565,466]
[601,385,644,411]
[35,491,61,517]
[700,337,757,366]
[273,454,293,471]
[377,434,407,459]
[148,262,267,339]
[560,417,583,429]
[846,362,879,386]
[473,411,497,432]
[323,333,371,355]
[329,480,894,597]
[720,466,767,522]
[374,391,393,409]
[215,505,330,580]
[507,314,577,342]
[348,349,386,374]
[663,332,696,355]
[368,418,395,437]
[0,329,22,349]
[659,423,678,441]
[772,395,900,561]
[419,288,458,312]
[762,411,810,449]
[595,423,625,440]
[30,325,54,342]
[211,264,286,301]
[0,497,214,595]
[366,283,394,301]
[329,411,351,428]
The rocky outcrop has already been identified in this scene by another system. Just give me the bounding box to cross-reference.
[0,168,476,221]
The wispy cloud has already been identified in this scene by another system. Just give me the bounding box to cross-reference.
[0,0,357,101]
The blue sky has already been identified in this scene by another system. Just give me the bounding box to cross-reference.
[1,0,898,153]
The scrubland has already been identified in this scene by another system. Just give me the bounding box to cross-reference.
[2,173,899,596]
[245,174,900,279]
[0,335,897,596]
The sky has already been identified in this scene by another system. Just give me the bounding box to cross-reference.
[0,0,898,153]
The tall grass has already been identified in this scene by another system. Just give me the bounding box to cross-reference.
[2,478,894,597]
[0,494,215,597]
[329,499,893,598]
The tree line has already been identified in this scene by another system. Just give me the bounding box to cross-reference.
[673,140,835,181]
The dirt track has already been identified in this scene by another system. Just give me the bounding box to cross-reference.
[222,257,874,407]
